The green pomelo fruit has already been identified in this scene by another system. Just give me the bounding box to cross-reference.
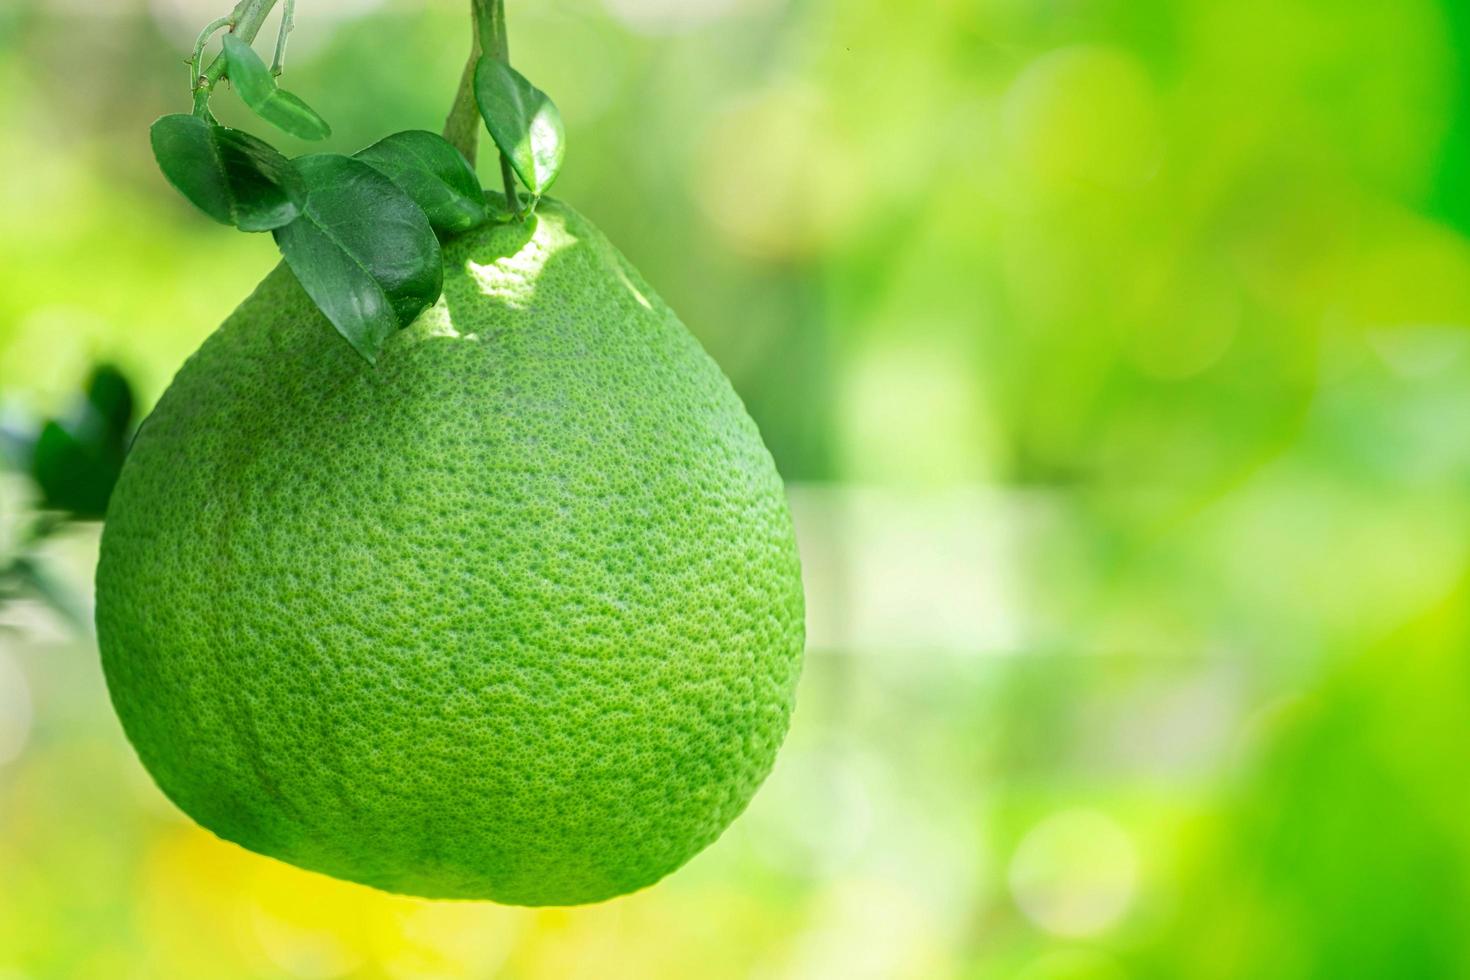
[95,199,805,906]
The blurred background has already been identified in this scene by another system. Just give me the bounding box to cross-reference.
[4,0,1470,976]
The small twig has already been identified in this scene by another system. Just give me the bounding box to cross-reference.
[271,0,295,76]
[190,15,233,90]
[192,0,282,115]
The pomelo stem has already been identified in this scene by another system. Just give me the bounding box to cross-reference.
[442,11,483,166]
[192,0,280,115]
[443,0,522,217]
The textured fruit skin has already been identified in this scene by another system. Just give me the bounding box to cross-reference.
[95,199,805,906]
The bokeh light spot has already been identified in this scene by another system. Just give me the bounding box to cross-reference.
[839,338,998,485]
[695,83,864,260]
[1003,46,1163,194]
[1008,809,1139,938]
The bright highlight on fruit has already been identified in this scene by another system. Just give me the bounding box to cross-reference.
[96,200,805,905]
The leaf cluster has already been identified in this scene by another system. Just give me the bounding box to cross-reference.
[153,31,566,362]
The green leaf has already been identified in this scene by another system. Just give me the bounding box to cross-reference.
[32,421,121,518]
[222,34,331,141]
[474,57,566,196]
[273,154,443,364]
[355,130,488,235]
[31,365,136,520]
[83,364,135,440]
[150,114,305,231]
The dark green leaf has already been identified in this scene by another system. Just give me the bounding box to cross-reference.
[29,364,136,519]
[474,57,566,196]
[150,114,306,231]
[355,130,489,235]
[222,34,331,141]
[85,364,135,440]
[273,154,443,364]
[32,422,124,518]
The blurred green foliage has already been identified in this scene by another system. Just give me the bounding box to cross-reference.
[31,364,134,518]
[2,0,1470,976]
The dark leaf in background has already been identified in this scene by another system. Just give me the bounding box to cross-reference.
[150,114,305,231]
[84,364,134,439]
[474,58,565,196]
[356,130,488,235]
[273,154,443,364]
[222,34,331,141]
[30,365,136,519]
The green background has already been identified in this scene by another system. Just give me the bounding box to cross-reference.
[4,0,1470,976]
